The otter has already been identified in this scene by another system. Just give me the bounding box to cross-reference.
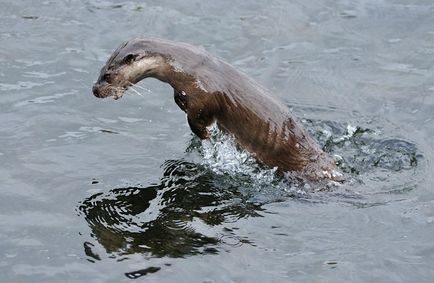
[92,38,341,181]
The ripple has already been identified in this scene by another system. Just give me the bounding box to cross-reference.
[78,105,426,260]
[303,111,426,199]
[78,160,264,259]
[14,90,75,107]
[0,81,53,91]
[22,71,66,79]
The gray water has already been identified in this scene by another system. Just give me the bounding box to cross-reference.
[1,0,434,282]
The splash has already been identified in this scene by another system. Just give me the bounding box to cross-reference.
[200,125,276,179]
[196,125,309,199]
[303,115,424,198]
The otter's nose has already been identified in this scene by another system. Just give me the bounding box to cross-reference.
[92,85,101,98]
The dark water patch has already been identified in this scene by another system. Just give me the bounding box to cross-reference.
[83,241,101,262]
[340,10,358,19]
[110,4,123,9]
[324,260,338,269]
[124,266,161,279]
[78,159,265,260]
[21,16,39,20]
[99,129,119,134]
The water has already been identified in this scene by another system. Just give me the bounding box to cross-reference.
[1,0,434,282]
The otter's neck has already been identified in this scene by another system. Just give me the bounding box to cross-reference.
[142,54,201,95]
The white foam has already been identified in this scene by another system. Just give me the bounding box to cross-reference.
[333,124,357,142]
[200,125,277,184]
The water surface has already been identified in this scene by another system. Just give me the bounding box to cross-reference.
[1,1,434,282]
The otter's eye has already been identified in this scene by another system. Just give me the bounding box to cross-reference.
[103,73,111,82]
[123,54,136,64]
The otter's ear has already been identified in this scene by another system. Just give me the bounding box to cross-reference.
[123,54,137,64]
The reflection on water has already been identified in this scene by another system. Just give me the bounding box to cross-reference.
[79,159,262,259]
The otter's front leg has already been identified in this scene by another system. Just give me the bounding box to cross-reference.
[187,115,210,139]
[187,109,214,139]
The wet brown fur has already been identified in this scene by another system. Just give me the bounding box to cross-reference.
[93,38,341,181]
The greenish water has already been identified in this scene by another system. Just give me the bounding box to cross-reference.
[1,1,433,282]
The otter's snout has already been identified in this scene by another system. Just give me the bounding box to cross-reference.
[92,84,102,98]
[93,83,111,98]
[92,81,125,100]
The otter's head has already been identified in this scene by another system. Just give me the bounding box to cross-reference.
[92,40,166,100]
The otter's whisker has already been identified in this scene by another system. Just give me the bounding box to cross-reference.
[131,84,152,93]
[128,85,144,96]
